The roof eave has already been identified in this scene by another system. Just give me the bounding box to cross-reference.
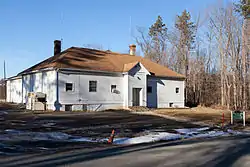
[149,75,186,80]
[18,67,56,76]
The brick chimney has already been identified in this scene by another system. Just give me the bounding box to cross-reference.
[54,40,61,56]
[129,44,136,56]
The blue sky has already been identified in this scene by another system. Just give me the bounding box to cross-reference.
[0,0,231,77]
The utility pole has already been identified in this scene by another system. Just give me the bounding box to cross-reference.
[3,60,6,79]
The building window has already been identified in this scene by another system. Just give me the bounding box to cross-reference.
[65,83,73,91]
[65,105,72,111]
[169,103,173,107]
[176,87,180,94]
[111,85,116,93]
[89,81,97,92]
[82,104,87,111]
[147,86,152,93]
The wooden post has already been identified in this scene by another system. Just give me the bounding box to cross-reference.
[243,111,246,127]
[231,111,233,125]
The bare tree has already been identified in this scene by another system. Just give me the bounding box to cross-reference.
[135,0,248,109]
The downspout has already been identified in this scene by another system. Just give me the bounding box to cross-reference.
[21,75,24,104]
[55,69,60,111]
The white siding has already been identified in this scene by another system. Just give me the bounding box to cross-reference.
[147,76,185,108]
[6,78,22,103]
[6,67,185,111]
[127,63,149,107]
[123,74,129,107]
[58,71,124,111]
[22,70,57,110]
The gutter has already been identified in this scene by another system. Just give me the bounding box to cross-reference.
[57,68,123,75]
[147,75,186,80]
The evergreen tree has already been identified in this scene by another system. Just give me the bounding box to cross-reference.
[147,15,168,63]
[174,10,196,75]
[175,10,196,50]
[149,15,167,42]
[235,0,250,17]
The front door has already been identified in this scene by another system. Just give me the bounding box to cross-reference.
[132,88,141,106]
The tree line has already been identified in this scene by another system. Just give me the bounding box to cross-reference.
[136,0,250,109]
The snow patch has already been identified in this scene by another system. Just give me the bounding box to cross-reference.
[1,130,76,141]
[175,127,210,135]
[0,111,8,115]
[193,131,228,138]
[113,132,182,145]
[1,127,250,147]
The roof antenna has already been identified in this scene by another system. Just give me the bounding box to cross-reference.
[129,16,132,43]
[60,10,64,50]
[61,38,63,50]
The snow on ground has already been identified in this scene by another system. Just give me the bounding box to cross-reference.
[113,132,182,145]
[0,111,8,115]
[112,127,250,145]
[1,129,99,142]
[1,127,250,147]
[175,127,210,135]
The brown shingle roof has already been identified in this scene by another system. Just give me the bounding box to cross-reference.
[19,47,184,78]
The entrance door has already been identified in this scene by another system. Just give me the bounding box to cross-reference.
[132,88,141,106]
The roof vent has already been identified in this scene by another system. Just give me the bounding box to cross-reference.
[129,44,136,56]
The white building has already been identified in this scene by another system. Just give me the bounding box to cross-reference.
[6,41,185,111]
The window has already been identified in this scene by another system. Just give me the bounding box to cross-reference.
[176,87,180,94]
[82,104,87,111]
[169,103,173,107]
[89,81,97,92]
[66,83,73,91]
[111,85,116,93]
[65,105,72,111]
[147,86,152,93]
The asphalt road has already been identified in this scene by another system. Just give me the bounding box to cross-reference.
[74,136,250,167]
[2,135,250,167]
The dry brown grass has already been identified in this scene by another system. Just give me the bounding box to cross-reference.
[155,107,232,126]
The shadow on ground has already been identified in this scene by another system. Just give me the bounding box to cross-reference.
[1,136,250,167]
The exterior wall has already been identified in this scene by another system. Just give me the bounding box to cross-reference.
[123,74,129,107]
[6,67,185,111]
[58,71,124,111]
[6,78,22,103]
[147,76,185,108]
[127,63,149,107]
[6,80,10,102]
[22,70,57,110]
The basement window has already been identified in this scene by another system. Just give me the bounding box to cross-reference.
[176,87,180,94]
[65,105,72,111]
[65,83,73,92]
[82,104,87,111]
[111,85,116,93]
[89,81,97,92]
[147,86,152,93]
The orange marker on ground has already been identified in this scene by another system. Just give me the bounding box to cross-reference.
[108,129,115,144]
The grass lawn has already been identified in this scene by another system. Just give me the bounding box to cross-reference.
[154,107,250,129]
